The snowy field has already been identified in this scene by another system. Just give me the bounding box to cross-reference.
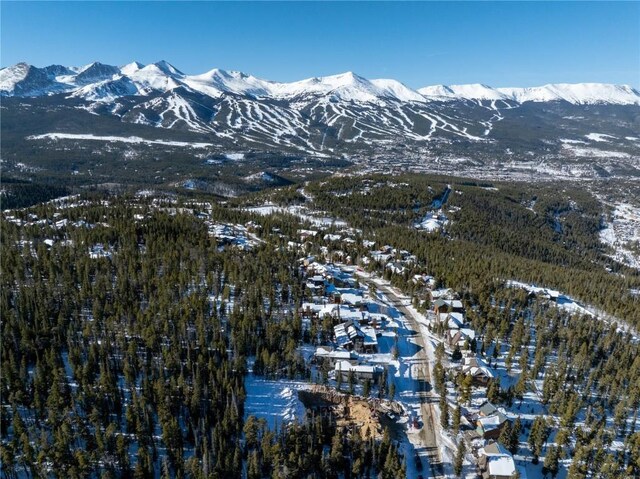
[243,374,309,429]
[27,133,214,148]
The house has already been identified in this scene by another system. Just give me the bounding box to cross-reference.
[306,275,326,293]
[334,360,382,381]
[462,355,494,386]
[476,412,510,440]
[298,229,318,240]
[301,302,339,320]
[430,288,456,302]
[89,244,111,259]
[437,312,465,330]
[324,233,341,242]
[433,297,464,314]
[478,401,498,417]
[386,261,406,275]
[314,347,357,367]
[478,442,517,479]
[359,325,378,353]
[371,251,393,263]
[446,328,476,349]
[433,298,450,314]
[334,320,378,353]
[334,320,361,350]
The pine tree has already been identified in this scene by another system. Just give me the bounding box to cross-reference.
[498,421,512,450]
[528,416,548,463]
[452,404,461,435]
[440,395,449,429]
[509,417,522,454]
[363,379,371,397]
[487,378,501,403]
[543,445,560,478]
[454,440,466,477]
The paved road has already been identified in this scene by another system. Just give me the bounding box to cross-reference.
[360,276,444,478]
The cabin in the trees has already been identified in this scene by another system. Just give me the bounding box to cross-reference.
[386,261,406,275]
[436,311,465,330]
[478,442,517,479]
[306,275,326,294]
[446,327,476,349]
[476,410,511,440]
[433,298,465,315]
[461,355,494,386]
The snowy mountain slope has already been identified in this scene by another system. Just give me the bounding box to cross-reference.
[418,83,509,101]
[0,63,73,97]
[2,61,639,166]
[496,83,640,105]
[74,62,121,85]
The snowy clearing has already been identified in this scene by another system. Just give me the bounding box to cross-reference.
[27,133,214,148]
[584,132,617,142]
[243,374,309,429]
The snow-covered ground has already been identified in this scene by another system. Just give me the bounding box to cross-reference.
[560,143,631,158]
[415,211,448,232]
[243,374,309,429]
[599,202,640,270]
[506,280,592,317]
[506,280,638,341]
[584,132,617,142]
[244,204,347,227]
[27,133,214,148]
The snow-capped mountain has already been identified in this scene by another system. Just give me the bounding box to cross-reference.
[1,61,639,167]
[2,60,639,105]
[497,83,640,105]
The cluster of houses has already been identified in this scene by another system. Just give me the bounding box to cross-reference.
[300,259,395,383]
[365,244,417,276]
[429,291,495,387]
[425,291,523,478]
[207,222,262,250]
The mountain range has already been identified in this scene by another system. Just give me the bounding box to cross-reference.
[2,60,639,185]
[2,60,640,105]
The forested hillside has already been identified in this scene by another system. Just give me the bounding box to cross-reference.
[2,172,639,478]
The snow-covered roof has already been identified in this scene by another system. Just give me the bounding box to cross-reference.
[478,413,509,431]
[334,360,379,375]
[315,347,354,360]
[486,455,516,477]
[439,312,464,329]
[338,292,364,306]
[360,325,378,347]
[431,288,455,299]
[463,356,493,380]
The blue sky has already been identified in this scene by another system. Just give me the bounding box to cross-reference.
[2,1,638,88]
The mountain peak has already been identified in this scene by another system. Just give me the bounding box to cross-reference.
[152,60,183,76]
[2,60,639,106]
[120,61,145,75]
